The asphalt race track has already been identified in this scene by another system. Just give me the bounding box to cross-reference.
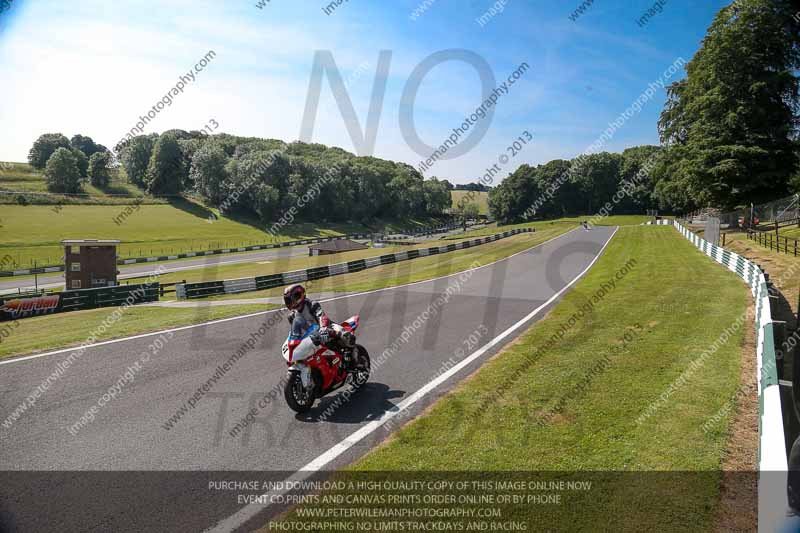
[0,226,616,532]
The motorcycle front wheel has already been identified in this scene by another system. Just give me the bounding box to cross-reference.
[351,344,371,388]
[284,371,316,413]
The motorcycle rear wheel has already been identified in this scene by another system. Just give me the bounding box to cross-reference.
[284,372,315,413]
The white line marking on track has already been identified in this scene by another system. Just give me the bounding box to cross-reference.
[0,227,580,367]
[205,226,618,533]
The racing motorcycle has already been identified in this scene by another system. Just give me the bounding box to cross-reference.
[281,314,371,413]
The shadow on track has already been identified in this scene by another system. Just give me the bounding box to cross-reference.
[293,382,405,424]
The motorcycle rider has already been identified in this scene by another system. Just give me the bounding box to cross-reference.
[283,283,356,368]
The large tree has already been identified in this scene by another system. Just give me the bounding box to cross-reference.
[655,0,800,209]
[71,148,89,178]
[145,134,184,195]
[44,147,82,193]
[531,159,578,217]
[28,133,70,169]
[70,134,104,158]
[423,178,452,215]
[488,165,541,223]
[119,135,157,187]
[179,138,204,189]
[387,169,426,216]
[88,151,112,187]
[619,145,661,213]
[190,142,230,205]
[569,153,623,214]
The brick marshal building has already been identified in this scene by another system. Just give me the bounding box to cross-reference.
[62,239,120,289]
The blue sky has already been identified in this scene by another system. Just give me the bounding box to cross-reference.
[0,0,730,184]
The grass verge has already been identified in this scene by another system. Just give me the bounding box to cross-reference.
[269,225,752,532]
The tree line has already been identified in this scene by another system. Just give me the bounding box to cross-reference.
[488,0,800,223]
[28,134,112,192]
[488,146,660,223]
[117,131,451,224]
[27,129,452,225]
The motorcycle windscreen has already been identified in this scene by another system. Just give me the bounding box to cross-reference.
[284,317,318,362]
[287,336,317,363]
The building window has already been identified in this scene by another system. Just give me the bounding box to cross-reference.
[71,262,81,272]
[71,245,80,254]
[71,280,81,289]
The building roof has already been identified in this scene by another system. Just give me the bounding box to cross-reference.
[308,239,368,252]
[61,239,121,245]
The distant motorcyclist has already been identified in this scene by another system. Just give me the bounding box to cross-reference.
[283,284,356,367]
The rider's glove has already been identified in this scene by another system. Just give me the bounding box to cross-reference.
[317,327,331,345]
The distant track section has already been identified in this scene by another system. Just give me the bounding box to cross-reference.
[176,228,534,299]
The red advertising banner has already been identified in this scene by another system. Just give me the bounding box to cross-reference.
[0,294,62,320]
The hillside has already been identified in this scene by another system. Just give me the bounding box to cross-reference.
[450,189,489,215]
[0,162,166,206]
[0,202,451,268]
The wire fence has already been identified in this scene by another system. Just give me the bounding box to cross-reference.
[716,194,800,230]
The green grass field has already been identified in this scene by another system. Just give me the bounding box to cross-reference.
[451,189,489,214]
[0,203,372,267]
[0,202,451,268]
[274,225,750,531]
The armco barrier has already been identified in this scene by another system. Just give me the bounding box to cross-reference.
[651,219,788,529]
[0,223,463,278]
[176,228,534,300]
[0,283,159,320]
